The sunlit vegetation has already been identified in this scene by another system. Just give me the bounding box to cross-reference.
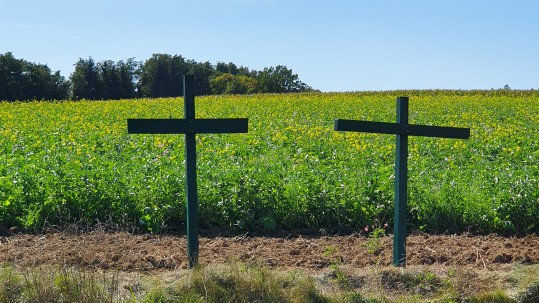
[1,263,538,302]
[1,90,538,234]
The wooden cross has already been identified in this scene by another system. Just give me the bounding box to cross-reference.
[334,97,470,266]
[127,75,248,268]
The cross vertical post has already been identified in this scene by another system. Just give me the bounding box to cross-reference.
[394,97,408,266]
[127,75,248,269]
[183,75,199,267]
[334,96,470,267]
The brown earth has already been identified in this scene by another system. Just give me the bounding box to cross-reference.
[1,230,538,271]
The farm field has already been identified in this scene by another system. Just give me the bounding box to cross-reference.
[1,90,538,234]
[1,90,539,302]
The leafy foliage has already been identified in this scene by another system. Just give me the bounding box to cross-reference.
[0,52,69,102]
[1,52,313,102]
[70,57,139,100]
[210,73,257,95]
[138,54,188,98]
[1,91,538,234]
[256,65,311,93]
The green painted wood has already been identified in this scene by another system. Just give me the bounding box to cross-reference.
[394,97,408,267]
[334,96,470,267]
[406,124,470,139]
[185,130,198,268]
[127,75,248,269]
[334,120,407,135]
[184,75,198,269]
[127,118,248,134]
[334,120,470,139]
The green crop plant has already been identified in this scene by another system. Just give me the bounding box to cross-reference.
[0,90,538,234]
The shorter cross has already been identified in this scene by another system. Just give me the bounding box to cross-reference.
[128,75,248,268]
[334,97,470,266]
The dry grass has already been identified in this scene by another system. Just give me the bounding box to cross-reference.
[1,263,538,302]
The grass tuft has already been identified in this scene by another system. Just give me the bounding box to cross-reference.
[515,282,539,303]
[1,262,538,302]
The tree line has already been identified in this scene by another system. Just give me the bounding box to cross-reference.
[0,52,313,102]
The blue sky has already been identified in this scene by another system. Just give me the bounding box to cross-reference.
[1,0,538,92]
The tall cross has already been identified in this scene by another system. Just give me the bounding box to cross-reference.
[334,97,470,266]
[127,75,248,268]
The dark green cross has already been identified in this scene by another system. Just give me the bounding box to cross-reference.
[334,97,470,267]
[127,75,248,268]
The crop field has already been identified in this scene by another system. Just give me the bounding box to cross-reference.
[1,91,538,234]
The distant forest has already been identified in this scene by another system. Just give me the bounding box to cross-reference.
[0,52,314,102]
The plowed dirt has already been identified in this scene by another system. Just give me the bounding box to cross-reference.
[1,231,538,271]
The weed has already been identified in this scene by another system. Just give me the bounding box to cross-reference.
[365,227,386,256]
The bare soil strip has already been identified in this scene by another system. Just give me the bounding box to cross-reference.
[1,232,538,271]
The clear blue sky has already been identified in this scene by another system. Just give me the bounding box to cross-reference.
[2,0,538,92]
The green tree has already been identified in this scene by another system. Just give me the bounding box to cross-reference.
[70,57,102,100]
[0,52,23,101]
[210,73,257,95]
[0,52,69,101]
[139,54,189,97]
[50,70,70,100]
[117,58,138,99]
[255,65,311,93]
[188,60,214,96]
[24,64,69,100]
[215,61,255,77]
[210,73,235,94]
[216,61,239,75]
[226,75,257,94]
[98,60,120,99]
[71,58,137,100]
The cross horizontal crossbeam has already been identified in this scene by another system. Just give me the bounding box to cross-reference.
[128,118,248,134]
[335,120,470,139]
